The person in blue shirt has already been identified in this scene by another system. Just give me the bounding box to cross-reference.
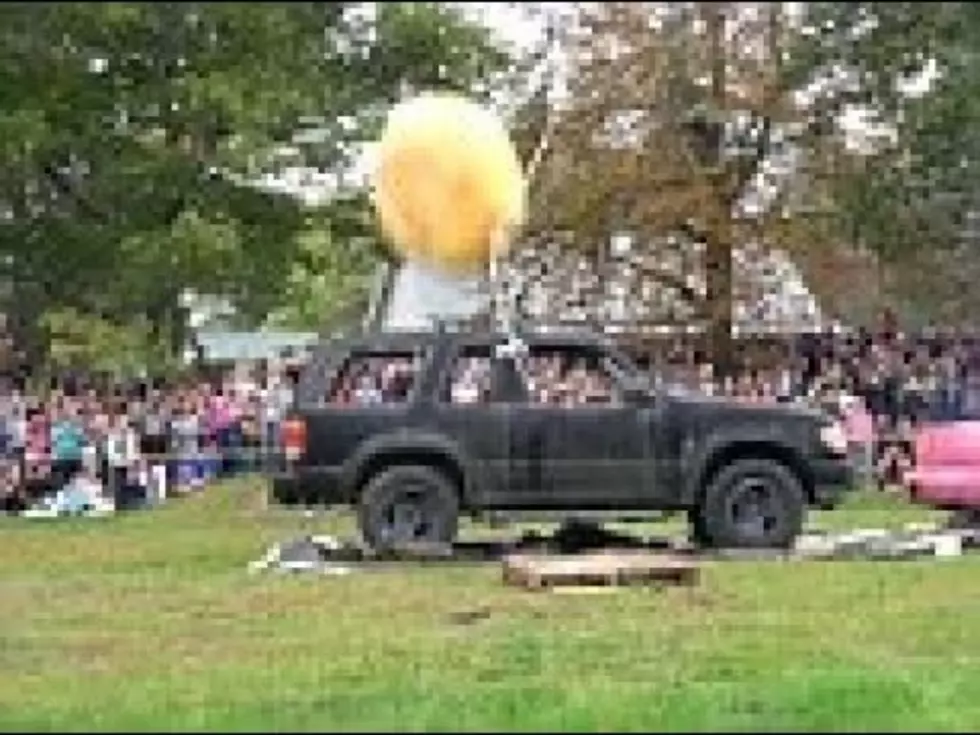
[49,402,87,491]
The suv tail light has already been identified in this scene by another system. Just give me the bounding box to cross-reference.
[281,418,307,462]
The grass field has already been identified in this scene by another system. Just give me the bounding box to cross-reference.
[2,480,980,732]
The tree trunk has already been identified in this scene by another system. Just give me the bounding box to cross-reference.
[704,3,733,379]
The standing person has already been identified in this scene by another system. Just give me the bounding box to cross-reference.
[841,393,875,489]
[260,366,293,473]
[49,400,86,491]
[0,388,26,512]
[133,392,169,506]
[238,389,260,473]
[207,385,235,477]
[140,389,169,459]
[105,413,140,509]
[0,402,9,461]
[170,396,202,492]
[139,389,170,487]
[23,405,50,504]
[881,351,905,432]
[88,399,112,488]
[229,387,249,474]
[937,353,965,420]
[7,388,27,467]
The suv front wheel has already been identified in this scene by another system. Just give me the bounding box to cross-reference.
[358,465,461,553]
[694,458,806,549]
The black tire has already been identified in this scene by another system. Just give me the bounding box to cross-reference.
[358,465,460,553]
[694,458,805,549]
[687,509,710,548]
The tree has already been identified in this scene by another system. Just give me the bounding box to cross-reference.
[263,202,378,333]
[0,2,510,369]
[520,2,851,373]
[790,2,980,325]
[513,1,980,369]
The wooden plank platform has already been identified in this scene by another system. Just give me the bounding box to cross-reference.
[502,551,699,590]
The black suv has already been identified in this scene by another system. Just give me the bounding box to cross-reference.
[273,328,853,550]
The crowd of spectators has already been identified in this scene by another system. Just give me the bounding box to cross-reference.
[5,323,980,515]
[659,326,980,489]
[0,365,294,515]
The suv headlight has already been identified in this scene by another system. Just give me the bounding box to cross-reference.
[819,421,849,456]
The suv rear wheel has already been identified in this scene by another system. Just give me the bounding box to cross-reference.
[358,465,460,553]
[694,458,805,549]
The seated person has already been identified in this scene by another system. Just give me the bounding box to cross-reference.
[0,459,26,514]
[26,464,110,516]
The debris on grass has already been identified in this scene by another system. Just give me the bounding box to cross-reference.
[792,524,980,560]
[249,519,980,579]
[248,535,354,575]
[20,496,115,519]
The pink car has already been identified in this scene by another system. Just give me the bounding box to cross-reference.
[907,420,980,509]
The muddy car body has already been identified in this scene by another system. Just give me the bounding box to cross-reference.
[273,329,854,551]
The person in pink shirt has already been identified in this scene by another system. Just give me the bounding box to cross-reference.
[207,390,230,438]
[208,386,241,476]
[841,393,875,488]
[23,409,52,501]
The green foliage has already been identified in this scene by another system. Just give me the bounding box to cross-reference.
[40,307,176,377]
[0,2,510,371]
[718,1,980,323]
[794,3,980,261]
[264,206,378,332]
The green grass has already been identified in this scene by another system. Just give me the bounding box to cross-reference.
[2,482,980,732]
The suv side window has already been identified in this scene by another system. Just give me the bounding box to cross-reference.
[442,347,493,405]
[520,346,622,407]
[326,351,421,406]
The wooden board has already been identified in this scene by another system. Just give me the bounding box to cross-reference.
[502,551,699,590]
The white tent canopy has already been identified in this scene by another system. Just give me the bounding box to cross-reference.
[376,235,829,337]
